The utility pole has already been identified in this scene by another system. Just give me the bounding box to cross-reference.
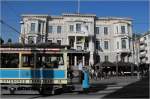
[0,20,26,44]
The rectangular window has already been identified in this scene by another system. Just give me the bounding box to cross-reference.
[57,26,61,33]
[121,39,126,49]
[22,54,34,67]
[116,26,118,33]
[104,27,108,35]
[96,41,100,50]
[38,23,41,32]
[104,55,109,62]
[28,36,34,44]
[104,41,109,49]
[1,53,19,68]
[96,27,99,34]
[117,42,119,49]
[48,26,53,33]
[57,40,61,45]
[121,26,125,34]
[76,24,81,32]
[86,25,88,31]
[70,25,74,32]
[31,23,36,32]
[48,40,52,43]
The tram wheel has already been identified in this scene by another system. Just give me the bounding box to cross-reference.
[38,88,53,95]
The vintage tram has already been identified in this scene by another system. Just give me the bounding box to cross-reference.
[0,43,90,94]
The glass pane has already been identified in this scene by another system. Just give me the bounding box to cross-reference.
[121,26,125,34]
[31,23,36,32]
[36,54,64,68]
[48,26,53,33]
[76,24,81,32]
[57,26,61,33]
[1,53,19,68]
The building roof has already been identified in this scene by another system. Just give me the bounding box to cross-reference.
[96,17,132,21]
[22,14,49,17]
[0,43,70,48]
[142,31,150,37]
[62,13,96,17]
[21,13,132,21]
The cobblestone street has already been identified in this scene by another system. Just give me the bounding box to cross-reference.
[1,76,149,99]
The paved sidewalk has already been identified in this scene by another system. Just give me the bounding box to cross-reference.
[103,76,149,98]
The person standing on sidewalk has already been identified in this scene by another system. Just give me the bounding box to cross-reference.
[78,60,83,83]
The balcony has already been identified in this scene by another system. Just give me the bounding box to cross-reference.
[140,45,145,51]
[141,58,146,63]
[114,33,130,38]
[116,48,131,54]
[140,51,146,57]
[67,31,89,37]
[140,38,145,45]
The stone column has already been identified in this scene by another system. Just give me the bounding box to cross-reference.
[74,56,77,67]
[67,37,69,45]
[89,36,94,66]
[43,21,46,33]
[41,22,43,35]
[82,56,85,66]
[74,36,77,49]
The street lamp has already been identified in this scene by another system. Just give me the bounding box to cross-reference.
[133,33,140,79]
[116,53,119,76]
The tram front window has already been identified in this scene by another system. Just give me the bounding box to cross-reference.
[36,54,64,68]
[1,53,19,68]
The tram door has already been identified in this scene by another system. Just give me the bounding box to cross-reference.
[68,54,85,91]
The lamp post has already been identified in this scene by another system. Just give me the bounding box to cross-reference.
[136,40,140,79]
[133,33,140,79]
[116,53,119,76]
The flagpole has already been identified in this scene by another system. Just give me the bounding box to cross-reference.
[78,0,80,14]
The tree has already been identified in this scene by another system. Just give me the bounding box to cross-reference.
[0,37,4,44]
[132,33,141,40]
[7,38,12,43]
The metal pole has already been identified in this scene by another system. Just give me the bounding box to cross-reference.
[78,0,80,14]
[134,33,140,79]
[116,54,118,76]
[137,40,140,79]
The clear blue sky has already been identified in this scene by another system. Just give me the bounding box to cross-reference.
[1,0,149,43]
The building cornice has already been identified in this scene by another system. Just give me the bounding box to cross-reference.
[22,14,48,18]
[96,17,132,21]
[62,13,96,17]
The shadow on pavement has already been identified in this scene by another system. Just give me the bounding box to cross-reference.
[103,75,149,98]
[77,82,116,94]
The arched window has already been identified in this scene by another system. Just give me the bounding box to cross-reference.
[122,39,126,49]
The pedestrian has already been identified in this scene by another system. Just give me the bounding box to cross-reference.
[78,60,83,83]
[78,60,83,71]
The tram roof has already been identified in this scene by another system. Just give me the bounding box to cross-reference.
[0,43,70,48]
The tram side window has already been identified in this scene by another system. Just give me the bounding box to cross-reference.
[36,54,64,68]
[1,53,19,68]
[22,54,34,67]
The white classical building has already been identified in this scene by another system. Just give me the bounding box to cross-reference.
[139,32,150,64]
[19,13,133,66]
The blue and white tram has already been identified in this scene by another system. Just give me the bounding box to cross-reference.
[0,43,68,94]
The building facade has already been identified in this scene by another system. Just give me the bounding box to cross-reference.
[139,32,150,64]
[20,13,133,66]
